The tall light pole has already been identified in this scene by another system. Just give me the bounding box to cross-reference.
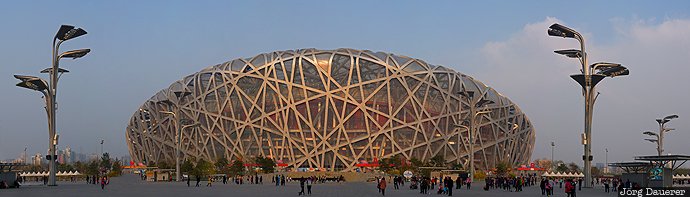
[605,148,608,174]
[158,90,193,182]
[548,23,629,188]
[100,139,104,156]
[14,25,89,186]
[655,115,678,156]
[643,114,678,156]
[551,141,555,172]
[455,86,494,182]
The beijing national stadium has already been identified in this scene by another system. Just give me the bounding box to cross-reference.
[126,48,535,172]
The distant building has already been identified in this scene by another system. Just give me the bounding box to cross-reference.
[32,153,42,166]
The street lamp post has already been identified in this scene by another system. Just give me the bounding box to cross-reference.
[643,115,678,156]
[656,115,678,156]
[455,86,494,182]
[158,90,193,182]
[13,25,89,186]
[100,139,104,156]
[551,141,555,172]
[548,23,629,188]
[605,148,608,174]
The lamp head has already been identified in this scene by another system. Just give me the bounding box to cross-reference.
[664,114,679,120]
[595,65,629,78]
[548,23,577,38]
[59,49,91,59]
[40,67,70,74]
[55,25,87,41]
[643,131,658,137]
[554,49,583,58]
[14,75,49,92]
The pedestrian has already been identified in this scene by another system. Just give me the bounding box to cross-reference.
[545,179,552,196]
[379,177,387,196]
[307,177,313,195]
[195,175,201,187]
[604,179,610,193]
[540,178,546,195]
[578,178,582,191]
[187,175,190,187]
[393,176,399,190]
[100,177,106,190]
[465,177,471,190]
[298,177,306,195]
[207,176,213,187]
[565,179,576,197]
[455,176,462,189]
[446,177,454,196]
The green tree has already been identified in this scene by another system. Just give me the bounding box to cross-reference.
[428,155,446,167]
[215,157,230,174]
[57,163,75,172]
[495,161,512,177]
[378,157,395,173]
[255,156,276,173]
[229,159,245,176]
[86,160,99,175]
[567,162,581,172]
[111,159,123,176]
[193,159,215,176]
[556,163,568,172]
[100,153,112,172]
[157,161,172,169]
[73,161,86,173]
[181,160,194,174]
[591,166,601,177]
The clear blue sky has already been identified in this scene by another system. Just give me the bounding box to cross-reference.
[1,1,689,166]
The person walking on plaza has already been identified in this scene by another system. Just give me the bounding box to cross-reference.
[465,177,471,190]
[207,176,213,187]
[195,175,201,187]
[298,177,306,195]
[187,176,190,187]
[445,176,454,196]
[306,177,313,195]
[378,177,387,196]
[100,177,107,190]
[393,176,399,190]
[578,178,582,191]
[604,179,610,193]
[455,176,462,190]
[545,179,553,197]
[540,178,547,195]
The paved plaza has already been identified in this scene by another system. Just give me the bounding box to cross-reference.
[0,174,621,197]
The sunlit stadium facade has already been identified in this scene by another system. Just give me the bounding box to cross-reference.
[126,48,535,172]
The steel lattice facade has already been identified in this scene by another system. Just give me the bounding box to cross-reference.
[126,48,535,172]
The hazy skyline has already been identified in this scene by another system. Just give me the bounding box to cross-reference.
[1,1,689,167]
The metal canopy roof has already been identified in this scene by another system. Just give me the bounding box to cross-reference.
[609,162,652,173]
[634,155,690,161]
[609,162,651,167]
[634,155,690,171]
[0,162,27,172]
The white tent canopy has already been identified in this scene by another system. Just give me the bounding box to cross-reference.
[20,171,83,177]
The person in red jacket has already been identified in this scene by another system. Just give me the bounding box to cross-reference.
[379,177,387,196]
[564,179,575,197]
